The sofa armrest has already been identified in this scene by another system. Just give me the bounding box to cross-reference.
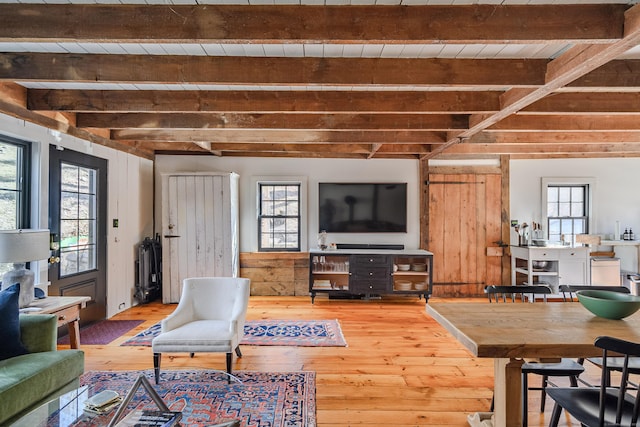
[19,314,57,353]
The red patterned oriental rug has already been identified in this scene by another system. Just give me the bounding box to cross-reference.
[69,370,316,427]
[121,319,347,347]
[58,319,145,345]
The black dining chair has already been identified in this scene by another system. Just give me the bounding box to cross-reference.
[484,285,585,427]
[558,285,640,387]
[558,284,630,302]
[547,335,640,427]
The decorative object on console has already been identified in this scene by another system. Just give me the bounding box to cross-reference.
[0,229,50,308]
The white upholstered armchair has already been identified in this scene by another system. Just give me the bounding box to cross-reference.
[152,277,251,384]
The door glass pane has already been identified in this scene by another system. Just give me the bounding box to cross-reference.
[59,162,98,277]
[61,164,78,192]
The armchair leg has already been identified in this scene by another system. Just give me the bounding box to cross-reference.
[153,353,161,384]
[235,346,242,358]
[226,352,233,384]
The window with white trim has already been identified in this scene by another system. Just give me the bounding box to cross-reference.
[258,183,301,251]
[0,135,31,276]
[542,178,594,244]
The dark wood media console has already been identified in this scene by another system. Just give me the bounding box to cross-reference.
[309,248,433,304]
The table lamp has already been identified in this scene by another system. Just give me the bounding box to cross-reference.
[0,229,50,308]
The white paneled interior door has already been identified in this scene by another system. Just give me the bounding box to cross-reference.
[161,173,239,303]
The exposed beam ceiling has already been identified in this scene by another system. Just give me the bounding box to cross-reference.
[0,1,639,160]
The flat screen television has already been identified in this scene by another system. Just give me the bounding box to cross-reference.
[318,183,407,233]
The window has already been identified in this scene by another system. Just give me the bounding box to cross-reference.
[0,135,31,276]
[546,184,589,244]
[258,183,301,251]
[59,162,98,276]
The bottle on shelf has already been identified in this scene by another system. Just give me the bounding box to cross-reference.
[624,228,630,240]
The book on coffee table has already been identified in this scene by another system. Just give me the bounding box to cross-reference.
[114,410,181,426]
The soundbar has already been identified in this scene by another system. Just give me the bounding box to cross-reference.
[336,243,404,250]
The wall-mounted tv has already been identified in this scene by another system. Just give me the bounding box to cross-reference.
[318,183,407,233]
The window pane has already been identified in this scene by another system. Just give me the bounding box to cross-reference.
[60,249,79,276]
[61,192,78,220]
[285,218,299,232]
[547,202,558,217]
[561,219,573,234]
[0,191,17,230]
[258,183,301,251]
[559,202,571,217]
[61,219,78,248]
[78,194,95,219]
[0,144,18,191]
[78,167,93,194]
[570,202,584,217]
[558,187,571,202]
[61,164,78,192]
[0,138,29,278]
[571,187,584,202]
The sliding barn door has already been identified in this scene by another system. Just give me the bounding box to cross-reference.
[427,173,503,297]
[161,173,239,303]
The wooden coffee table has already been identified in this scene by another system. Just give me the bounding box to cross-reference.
[23,296,91,349]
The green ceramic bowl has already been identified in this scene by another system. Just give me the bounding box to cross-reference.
[576,289,640,320]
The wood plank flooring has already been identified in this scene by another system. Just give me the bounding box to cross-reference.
[69,295,600,426]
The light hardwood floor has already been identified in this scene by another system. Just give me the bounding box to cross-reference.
[70,295,598,426]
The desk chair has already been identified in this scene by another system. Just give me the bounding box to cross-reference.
[152,277,251,384]
[547,336,640,427]
[484,285,585,427]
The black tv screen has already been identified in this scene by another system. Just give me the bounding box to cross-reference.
[318,183,407,233]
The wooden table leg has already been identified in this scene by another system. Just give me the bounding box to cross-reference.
[494,358,524,427]
[67,318,81,349]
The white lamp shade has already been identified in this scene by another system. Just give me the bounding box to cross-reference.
[0,229,50,263]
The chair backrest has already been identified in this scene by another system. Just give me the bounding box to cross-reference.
[594,336,640,425]
[484,284,552,303]
[559,285,630,302]
[180,277,251,326]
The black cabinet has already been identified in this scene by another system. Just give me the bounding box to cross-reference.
[309,249,433,304]
[350,255,392,294]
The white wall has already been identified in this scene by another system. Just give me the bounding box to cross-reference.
[154,155,422,252]
[510,158,640,271]
[0,113,154,317]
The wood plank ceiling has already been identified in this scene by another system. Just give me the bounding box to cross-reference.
[0,0,639,160]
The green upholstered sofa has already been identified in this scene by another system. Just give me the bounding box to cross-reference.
[0,314,85,425]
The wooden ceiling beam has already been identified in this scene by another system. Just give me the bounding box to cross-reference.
[0,4,624,44]
[446,142,640,155]
[477,114,640,131]
[523,92,640,114]
[77,112,469,131]
[469,131,640,144]
[0,53,547,86]
[110,129,447,143]
[428,3,640,158]
[27,89,502,114]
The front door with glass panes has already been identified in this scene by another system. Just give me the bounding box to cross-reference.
[49,146,107,324]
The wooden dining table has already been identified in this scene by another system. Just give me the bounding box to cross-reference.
[426,301,640,427]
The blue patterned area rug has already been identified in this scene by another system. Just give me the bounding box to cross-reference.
[121,319,347,347]
[70,370,316,427]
